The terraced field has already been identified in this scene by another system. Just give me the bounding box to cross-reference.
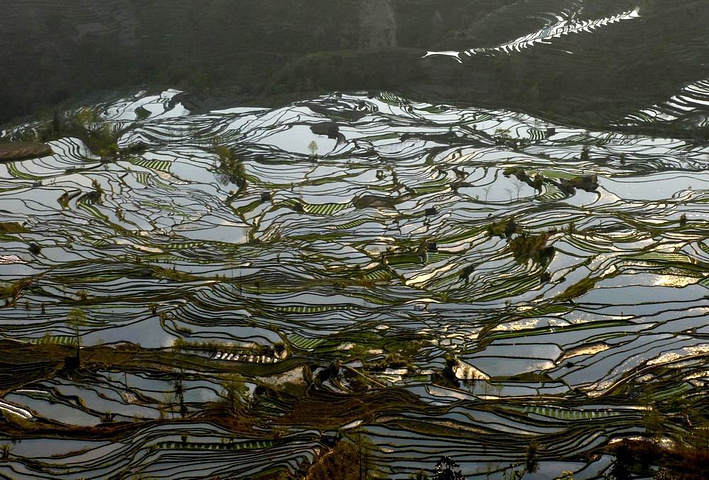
[0,89,707,479]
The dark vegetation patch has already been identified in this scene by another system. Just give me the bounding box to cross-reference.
[0,222,28,234]
[606,439,709,480]
[507,231,554,264]
[0,142,53,161]
[214,144,247,192]
[8,109,123,157]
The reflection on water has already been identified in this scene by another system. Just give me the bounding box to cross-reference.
[0,89,708,478]
[426,5,641,60]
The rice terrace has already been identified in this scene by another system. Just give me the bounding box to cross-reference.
[0,1,708,479]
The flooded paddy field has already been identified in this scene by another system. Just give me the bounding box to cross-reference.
[0,87,707,479]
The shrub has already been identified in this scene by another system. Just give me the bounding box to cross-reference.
[508,232,553,264]
[306,440,361,480]
[526,440,539,473]
[0,278,32,305]
[221,373,249,412]
[559,175,598,194]
[0,222,28,234]
[214,145,247,190]
[39,108,121,155]
[433,456,464,480]
[488,218,518,238]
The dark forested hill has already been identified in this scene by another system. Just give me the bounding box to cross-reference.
[1,0,708,129]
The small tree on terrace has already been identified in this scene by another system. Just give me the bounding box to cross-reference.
[221,373,249,412]
[67,307,89,358]
[433,456,465,480]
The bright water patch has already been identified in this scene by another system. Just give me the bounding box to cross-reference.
[425,6,640,61]
[623,77,709,127]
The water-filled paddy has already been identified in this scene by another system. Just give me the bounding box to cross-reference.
[0,89,707,479]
